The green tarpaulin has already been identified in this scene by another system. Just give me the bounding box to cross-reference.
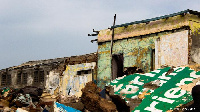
[109,67,200,112]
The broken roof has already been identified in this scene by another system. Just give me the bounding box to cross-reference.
[0,52,97,72]
[98,9,200,42]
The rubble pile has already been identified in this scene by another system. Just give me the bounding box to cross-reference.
[0,86,52,112]
[81,81,117,112]
[59,95,84,111]
[1,67,200,111]
[0,82,117,112]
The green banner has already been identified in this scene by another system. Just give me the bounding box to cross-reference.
[109,67,200,111]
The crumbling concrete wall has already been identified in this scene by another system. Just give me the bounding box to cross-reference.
[60,62,96,97]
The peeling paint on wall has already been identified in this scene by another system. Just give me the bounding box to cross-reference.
[97,13,200,89]
[45,71,60,94]
[98,14,191,42]
[27,75,33,86]
[189,20,200,64]
[60,62,96,97]
[155,30,188,69]
[97,29,189,89]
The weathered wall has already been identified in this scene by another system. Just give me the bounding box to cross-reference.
[97,29,189,89]
[98,14,191,42]
[45,71,60,94]
[189,20,200,64]
[155,30,188,69]
[60,62,96,97]
[97,14,200,89]
[0,53,97,98]
[98,34,156,88]
[0,57,66,89]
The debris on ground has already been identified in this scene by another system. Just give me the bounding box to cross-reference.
[81,81,117,112]
[54,102,81,112]
[60,95,84,111]
[40,91,57,102]
[12,93,32,107]
[20,86,43,102]
[1,67,200,112]
[0,86,52,111]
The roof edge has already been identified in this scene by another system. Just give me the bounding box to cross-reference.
[111,9,198,29]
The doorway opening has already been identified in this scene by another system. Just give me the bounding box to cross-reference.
[151,49,155,71]
[112,54,124,80]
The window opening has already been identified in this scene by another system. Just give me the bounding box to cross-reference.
[34,71,39,84]
[39,71,44,82]
[77,69,92,75]
[22,73,27,84]
[17,73,21,84]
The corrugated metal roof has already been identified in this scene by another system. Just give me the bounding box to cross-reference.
[111,9,200,29]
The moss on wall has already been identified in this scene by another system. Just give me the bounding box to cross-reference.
[189,20,200,64]
[97,14,200,88]
[98,14,191,42]
[97,34,159,88]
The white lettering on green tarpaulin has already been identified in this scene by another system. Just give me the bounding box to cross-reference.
[109,67,171,100]
[133,67,200,112]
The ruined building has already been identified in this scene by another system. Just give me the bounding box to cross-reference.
[97,9,200,88]
[0,57,66,89]
[0,53,97,97]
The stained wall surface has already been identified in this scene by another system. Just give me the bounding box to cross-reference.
[97,29,189,88]
[60,62,96,97]
[189,19,200,64]
[45,71,60,94]
[96,13,200,89]
[155,30,188,69]
[0,56,66,89]
[0,66,51,89]
[98,14,190,42]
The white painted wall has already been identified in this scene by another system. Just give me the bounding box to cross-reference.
[155,30,188,69]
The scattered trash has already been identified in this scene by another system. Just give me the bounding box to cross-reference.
[13,93,32,107]
[21,86,43,102]
[1,87,10,97]
[16,108,28,112]
[54,102,81,112]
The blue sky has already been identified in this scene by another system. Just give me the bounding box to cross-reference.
[1,0,200,69]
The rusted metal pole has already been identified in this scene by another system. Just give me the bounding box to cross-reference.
[110,14,116,56]
[110,14,116,80]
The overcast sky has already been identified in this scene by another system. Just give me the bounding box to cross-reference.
[1,0,200,69]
